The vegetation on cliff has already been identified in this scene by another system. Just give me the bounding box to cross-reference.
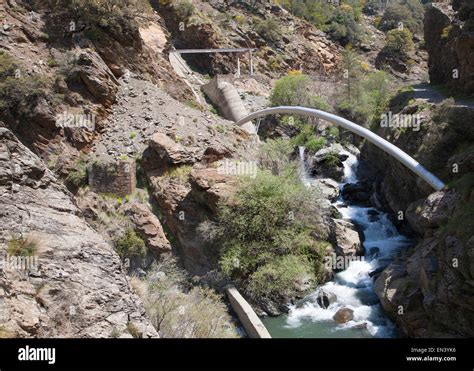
[132,255,238,338]
[203,141,330,307]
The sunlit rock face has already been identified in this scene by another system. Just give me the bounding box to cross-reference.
[0,127,158,338]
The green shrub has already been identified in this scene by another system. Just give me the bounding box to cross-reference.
[47,58,59,67]
[327,126,339,139]
[0,52,48,117]
[305,136,327,152]
[126,322,142,338]
[323,153,340,167]
[258,138,294,175]
[291,124,327,152]
[247,254,313,299]
[325,5,363,46]
[7,236,38,257]
[114,228,146,259]
[66,155,88,189]
[383,28,415,59]
[212,168,325,301]
[172,0,195,20]
[254,18,281,43]
[379,1,424,34]
[166,165,193,181]
[270,74,328,110]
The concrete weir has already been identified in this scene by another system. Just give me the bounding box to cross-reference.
[225,285,271,338]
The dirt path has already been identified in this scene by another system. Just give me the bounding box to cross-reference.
[413,83,474,109]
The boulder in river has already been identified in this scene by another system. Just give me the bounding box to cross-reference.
[316,289,337,309]
[333,307,354,324]
[332,219,364,258]
[309,145,347,181]
[341,183,371,206]
[313,178,340,201]
[295,289,337,309]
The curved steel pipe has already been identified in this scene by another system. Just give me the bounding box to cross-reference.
[236,106,445,191]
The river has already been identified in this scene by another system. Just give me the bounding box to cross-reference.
[262,149,412,338]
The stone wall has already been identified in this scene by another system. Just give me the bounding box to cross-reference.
[88,160,136,197]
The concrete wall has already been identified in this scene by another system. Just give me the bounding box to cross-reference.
[88,160,136,197]
[225,285,271,338]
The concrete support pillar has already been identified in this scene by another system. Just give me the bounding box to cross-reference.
[249,50,254,76]
[236,54,241,78]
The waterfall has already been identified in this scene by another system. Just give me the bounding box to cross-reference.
[298,146,311,186]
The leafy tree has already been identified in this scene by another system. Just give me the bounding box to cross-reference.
[270,73,328,109]
[384,28,415,58]
[326,5,363,46]
[211,168,326,301]
[379,1,424,34]
[337,48,392,126]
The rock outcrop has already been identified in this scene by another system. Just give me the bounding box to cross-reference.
[374,187,474,337]
[124,203,172,255]
[331,219,364,258]
[309,145,348,182]
[360,95,474,337]
[0,128,157,338]
[424,2,474,94]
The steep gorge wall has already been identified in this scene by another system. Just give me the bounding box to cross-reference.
[360,99,474,337]
[0,127,157,338]
[424,2,474,95]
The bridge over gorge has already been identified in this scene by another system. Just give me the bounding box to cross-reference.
[236,106,446,191]
[169,47,258,77]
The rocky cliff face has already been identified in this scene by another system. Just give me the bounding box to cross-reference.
[153,0,342,78]
[424,2,474,94]
[375,187,474,337]
[0,127,157,338]
[0,0,193,165]
[360,97,474,336]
